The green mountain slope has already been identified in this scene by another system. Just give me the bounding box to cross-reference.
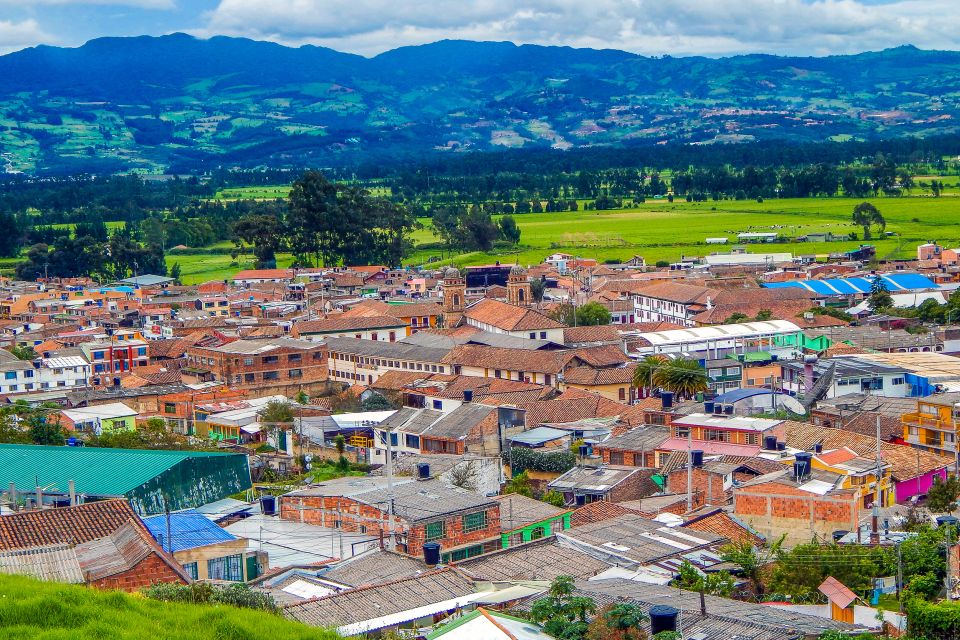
[1,35,959,173]
[0,574,335,639]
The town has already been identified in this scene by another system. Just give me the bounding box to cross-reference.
[4,236,960,638]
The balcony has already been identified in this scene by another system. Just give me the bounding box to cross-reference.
[903,412,955,432]
[905,434,956,453]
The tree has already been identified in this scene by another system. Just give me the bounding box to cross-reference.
[852,202,885,240]
[868,277,894,312]
[652,357,708,399]
[724,312,749,324]
[447,460,478,491]
[498,215,521,245]
[259,400,293,445]
[169,262,182,284]
[360,394,394,411]
[8,345,35,361]
[233,213,282,268]
[632,355,667,394]
[27,413,66,446]
[503,470,534,497]
[287,170,338,266]
[927,475,960,513]
[755,309,773,321]
[530,576,596,640]
[601,603,648,640]
[541,489,565,507]
[674,560,735,597]
[575,302,612,326]
[530,277,546,303]
[720,537,783,598]
[460,205,499,252]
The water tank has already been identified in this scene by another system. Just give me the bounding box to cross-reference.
[67,437,78,447]
[937,515,959,528]
[832,530,849,542]
[691,450,704,468]
[417,463,431,479]
[795,452,813,478]
[649,605,679,635]
[764,435,778,451]
[463,389,473,403]
[260,495,277,516]
[661,392,673,409]
[776,442,786,452]
[703,401,715,414]
[52,497,71,508]
[575,494,586,506]
[723,404,734,415]
[423,542,441,566]
[713,403,724,415]
[813,443,823,454]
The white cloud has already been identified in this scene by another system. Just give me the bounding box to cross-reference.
[0,19,54,54]
[196,0,960,57]
[0,1,175,7]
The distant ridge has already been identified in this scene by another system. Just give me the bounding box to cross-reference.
[1,34,959,173]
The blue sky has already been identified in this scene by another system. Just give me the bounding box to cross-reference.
[1,0,958,56]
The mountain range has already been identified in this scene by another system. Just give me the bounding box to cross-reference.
[2,34,960,174]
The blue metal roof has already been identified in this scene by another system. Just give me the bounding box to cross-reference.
[142,509,237,552]
[763,273,937,296]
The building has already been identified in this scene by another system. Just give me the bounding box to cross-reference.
[506,265,532,306]
[0,499,190,591]
[292,314,406,342]
[593,424,671,468]
[780,356,911,400]
[494,494,571,549]
[60,402,137,435]
[0,444,251,515]
[626,320,803,357]
[547,465,659,506]
[660,413,784,457]
[326,337,451,386]
[902,395,960,459]
[462,298,565,341]
[0,351,91,396]
[185,337,327,392]
[142,509,265,582]
[80,337,149,378]
[763,273,939,297]
[632,282,718,326]
[442,268,466,328]
[280,477,501,561]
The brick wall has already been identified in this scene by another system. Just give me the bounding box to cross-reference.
[186,344,327,391]
[278,494,501,557]
[733,482,859,547]
[88,553,186,591]
[597,447,655,468]
[666,467,729,505]
[608,472,658,503]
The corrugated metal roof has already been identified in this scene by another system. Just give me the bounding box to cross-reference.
[0,544,85,583]
[764,273,938,296]
[0,444,243,497]
[142,509,237,552]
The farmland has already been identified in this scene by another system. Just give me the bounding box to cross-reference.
[163,193,960,284]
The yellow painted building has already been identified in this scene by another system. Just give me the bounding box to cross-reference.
[810,447,893,508]
[902,397,960,458]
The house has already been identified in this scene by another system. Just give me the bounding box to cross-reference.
[0,444,252,515]
[141,509,266,582]
[60,401,137,435]
[626,319,803,357]
[0,350,90,395]
[659,413,784,457]
[631,281,718,326]
[326,337,451,386]
[280,477,501,561]
[493,494,571,549]
[547,465,659,506]
[593,424,671,468]
[559,362,637,403]
[80,337,149,378]
[184,337,327,393]
[819,576,859,624]
[342,300,444,334]
[232,269,295,285]
[428,608,555,640]
[733,469,862,547]
[0,499,190,591]
[462,299,565,342]
[780,356,911,399]
[283,568,484,637]
[292,314,406,342]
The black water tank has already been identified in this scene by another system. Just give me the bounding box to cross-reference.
[463,389,473,403]
[713,403,724,415]
[723,404,734,415]
[260,495,277,516]
[691,450,704,468]
[813,443,823,454]
[795,452,812,478]
[423,542,441,566]
[777,442,786,451]
[650,605,679,635]
[764,435,778,451]
[937,515,959,527]
[417,463,431,479]
[575,494,586,506]
[661,392,673,409]
[703,401,715,414]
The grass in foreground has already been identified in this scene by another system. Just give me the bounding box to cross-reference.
[0,574,336,640]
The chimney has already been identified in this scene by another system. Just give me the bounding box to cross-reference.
[68,480,76,507]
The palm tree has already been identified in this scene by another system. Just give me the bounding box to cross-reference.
[654,357,708,399]
[632,355,667,395]
[604,603,648,639]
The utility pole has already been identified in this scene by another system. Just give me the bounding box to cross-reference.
[163,494,172,554]
[947,522,954,601]
[686,422,693,512]
[386,427,395,552]
[896,543,903,612]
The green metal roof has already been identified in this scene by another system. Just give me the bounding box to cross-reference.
[0,444,250,511]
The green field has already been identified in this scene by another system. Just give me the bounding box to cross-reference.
[405,195,960,268]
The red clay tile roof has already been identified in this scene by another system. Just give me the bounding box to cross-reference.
[634,281,718,305]
[0,499,141,550]
[682,509,765,545]
[442,344,574,374]
[562,325,621,345]
[816,448,859,466]
[464,299,565,332]
[524,388,632,426]
[572,345,632,368]
[562,364,637,386]
[343,300,442,320]
[293,315,404,335]
[232,269,294,281]
[569,501,644,528]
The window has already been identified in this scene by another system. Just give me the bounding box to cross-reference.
[243,358,254,366]
[674,426,690,438]
[892,377,905,385]
[137,347,147,356]
[164,403,176,414]
[745,433,759,445]
[264,355,279,364]
[182,562,199,580]
[443,545,483,563]
[92,351,105,360]
[609,451,624,465]
[288,354,302,362]
[462,511,488,533]
[3,372,15,380]
[263,371,279,381]
[432,400,442,410]
[289,369,302,378]
[705,429,730,442]
[530,332,536,339]
[405,434,420,449]
[425,521,446,541]
[618,388,626,401]
[494,369,502,379]
[540,332,547,339]
[244,373,255,382]
[207,554,243,581]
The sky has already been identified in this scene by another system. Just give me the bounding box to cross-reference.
[0,0,959,57]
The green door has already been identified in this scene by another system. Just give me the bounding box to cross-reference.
[245,555,258,581]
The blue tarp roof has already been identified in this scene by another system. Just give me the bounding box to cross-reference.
[763,273,937,296]
[142,509,237,552]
